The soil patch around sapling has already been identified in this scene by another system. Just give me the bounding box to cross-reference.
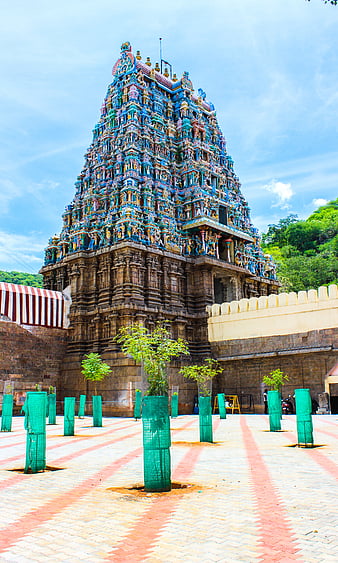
[8,466,65,473]
[107,482,206,498]
[285,443,326,449]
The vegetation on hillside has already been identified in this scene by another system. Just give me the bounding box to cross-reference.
[0,270,43,287]
[261,198,338,292]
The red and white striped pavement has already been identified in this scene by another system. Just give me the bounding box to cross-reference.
[0,414,337,562]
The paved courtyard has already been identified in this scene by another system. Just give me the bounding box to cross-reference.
[0,413,337,562]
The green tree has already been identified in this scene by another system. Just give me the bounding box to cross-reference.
[285,221,322,253]
[307,198,338,243]
[321,234,338,254]
[116,323,189,396]
[262,214,298,246]
[263,369,289,392]
[179,358,223,396]
[81,353,112,395]
[278,252,337,291]
[261,199,338,291]
[0,270,43,287]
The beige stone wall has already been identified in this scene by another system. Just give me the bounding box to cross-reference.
[207,285,338,412]
[210,328,337,411]
[208,284,338,342]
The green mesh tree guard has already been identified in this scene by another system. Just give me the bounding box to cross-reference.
[1,394,13,432]
[268,390,281,431]
[64,397,75,436]
[78,394,86,418]
[199,396,213,443]
[23,392,47,473]
[92,395,102,427]
[134,390,142,419]
[295,388,314,446]
[142,395,171,492]
[217,393,226,419]
[171,394,178,418]
[48,394,56,425]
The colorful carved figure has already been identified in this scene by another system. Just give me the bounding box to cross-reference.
[43,42,276,283]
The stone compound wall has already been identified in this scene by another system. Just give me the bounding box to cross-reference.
[0,318,196,417]
[207,285,338,412]
[208,284,337,341]
[1,284,336,416]
[0,320,68,412]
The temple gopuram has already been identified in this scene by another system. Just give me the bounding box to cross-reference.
[41,42,279,412]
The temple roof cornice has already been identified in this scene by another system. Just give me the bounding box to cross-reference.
[181,216,254,243]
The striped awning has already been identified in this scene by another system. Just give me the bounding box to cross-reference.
[0,283,65,328]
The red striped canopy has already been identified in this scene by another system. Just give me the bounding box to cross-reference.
[0,283,65,328]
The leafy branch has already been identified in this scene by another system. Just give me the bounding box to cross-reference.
[116,323,189,396]
[262,369,289,392]
[179,358,223,396]
[81,353,112,395]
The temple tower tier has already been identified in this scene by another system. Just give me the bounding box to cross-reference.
[41,42,279,413]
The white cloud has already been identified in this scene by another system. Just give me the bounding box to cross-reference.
[0,144,84,173]
[0,179,23,214]
[0,231,44,273]
[0,0,338,272]
[241,151,338,188]
[312,198,328,208]
[264,180,294,209]
[0,177,61,217]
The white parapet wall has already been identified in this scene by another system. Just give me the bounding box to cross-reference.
[207,284,338,342]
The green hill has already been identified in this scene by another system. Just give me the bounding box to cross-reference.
[261,198,338,292]
[0,270,43,288]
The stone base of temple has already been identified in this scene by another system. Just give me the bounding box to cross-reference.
[58,350,198,416]
[39,242,279,412]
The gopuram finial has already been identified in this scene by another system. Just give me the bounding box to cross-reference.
[120,41,132,53]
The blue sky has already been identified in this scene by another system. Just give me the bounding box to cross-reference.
[0,0,337,273]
